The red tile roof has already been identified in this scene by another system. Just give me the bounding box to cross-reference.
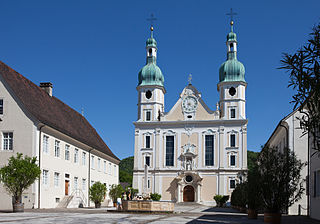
[0,61,120,162]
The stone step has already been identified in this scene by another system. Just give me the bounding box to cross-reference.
[177,202,201,206]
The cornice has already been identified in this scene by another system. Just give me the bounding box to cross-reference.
[133,168,247,173]
[133,119,248,127]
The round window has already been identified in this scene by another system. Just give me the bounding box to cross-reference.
[185,175,193,183]
[229,87,236,96]
[145,90,152,99]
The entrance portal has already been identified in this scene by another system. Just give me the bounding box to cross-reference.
[183,185,195,202]
[65,180,69,195]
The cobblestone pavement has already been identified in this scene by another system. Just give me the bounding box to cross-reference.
[0,204,319,224]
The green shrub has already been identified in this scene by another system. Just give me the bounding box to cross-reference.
[213,194,229,207]
[231,182,247,208]
[109,184,123,203]
[150,193,161,201]
[89,181,107,208]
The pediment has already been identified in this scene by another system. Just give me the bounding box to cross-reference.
[163,85,220,121]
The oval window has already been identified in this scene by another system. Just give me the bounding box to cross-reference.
[229,87,236,96]
[145,90,152,99]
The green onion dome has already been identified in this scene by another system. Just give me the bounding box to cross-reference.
[138,57,164,86]
[219,54,245,82]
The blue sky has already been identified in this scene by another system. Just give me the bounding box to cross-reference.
[1,0,319,159]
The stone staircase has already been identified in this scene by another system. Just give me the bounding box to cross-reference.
[67,196,85,208]
[57,196,73,208]
[56,189,87,208]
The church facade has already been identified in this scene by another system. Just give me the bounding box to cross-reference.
[133,22,247,205]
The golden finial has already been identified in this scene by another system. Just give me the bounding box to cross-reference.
[230,20,234,25]
[150,26,154,31]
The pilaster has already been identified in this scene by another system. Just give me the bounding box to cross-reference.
[218,126,225,168]
[241,126,247,169]
[134,129,140,170]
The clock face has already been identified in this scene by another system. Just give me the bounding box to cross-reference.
[182,96,198,113]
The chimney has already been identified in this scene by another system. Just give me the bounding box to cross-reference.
[40,82,53,96]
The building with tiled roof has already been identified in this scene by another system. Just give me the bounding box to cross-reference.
[0,60,120,209]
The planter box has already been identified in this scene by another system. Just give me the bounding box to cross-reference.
[264,212,281,224]
[122,200,174,212]
[13,203,24,213]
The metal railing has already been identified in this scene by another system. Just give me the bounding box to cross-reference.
[66,189,87,208]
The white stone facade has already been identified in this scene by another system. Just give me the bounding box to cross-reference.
[265,109,308,215]
[133,83,248,205]
[0,66,119,210]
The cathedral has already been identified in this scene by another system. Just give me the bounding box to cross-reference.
[133,21,247,205]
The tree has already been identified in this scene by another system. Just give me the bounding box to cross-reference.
[119,156,134,175]
[89,181,107,208]
[108,184,123,203]
[258,147,305,213]
[247,163,262,210]
[0,153,41,212]
[119,156,133,186]
[119,170,132,185]
[280,22,320,155]
[247,150,259,172]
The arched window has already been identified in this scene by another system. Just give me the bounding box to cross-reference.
[230,43,234,51]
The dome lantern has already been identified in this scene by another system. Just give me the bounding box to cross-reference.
[219,20,245,83]
[138,26,164,87]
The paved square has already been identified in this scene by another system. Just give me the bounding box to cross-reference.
[0,204,319,224]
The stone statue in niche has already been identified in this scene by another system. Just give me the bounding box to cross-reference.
[186,159,192,170]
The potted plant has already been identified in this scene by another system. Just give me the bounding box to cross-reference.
[0,153,41,212]
[247,164,262,219]
[258,147,305,224]
[213,195,229,207]
[150,193,161,201]
[89,181,107,208]
[109,184,123,207]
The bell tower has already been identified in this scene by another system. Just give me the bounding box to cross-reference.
[218,20,246,120]
[137,25,165,122]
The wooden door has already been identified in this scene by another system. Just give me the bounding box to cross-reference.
[183,185,195,202]
[65,180,69,195]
